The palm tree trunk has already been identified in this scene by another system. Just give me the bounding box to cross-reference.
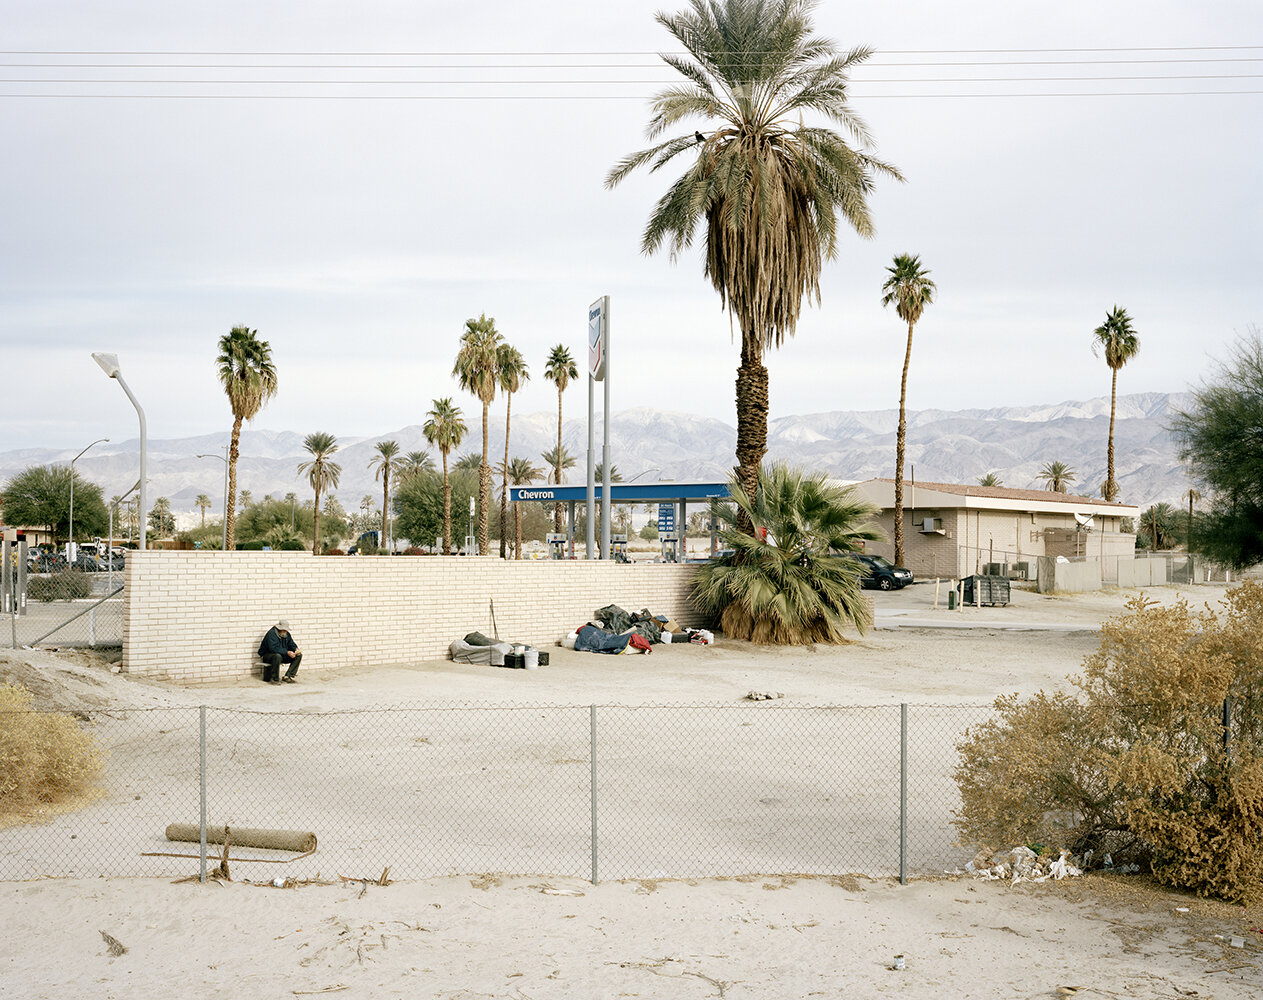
[478,402,490,555]
[554,386,564,532]
[894,319,915,566]
[226,415,243,551]
[441,453,451,555]
[381,471,389,553]
[312,484,321,555]
[1105,367,1119,502]
[733,338,768,534]
[500,393,512,559]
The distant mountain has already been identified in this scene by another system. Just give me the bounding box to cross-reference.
[0,393,1197,525]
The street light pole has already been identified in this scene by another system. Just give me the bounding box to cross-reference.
[68,436,109,560]
[196,447,230,550]
[91,353,147,550]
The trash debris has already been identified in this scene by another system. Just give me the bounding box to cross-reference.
[891,955,905,971]
[1230,937,1245,949]
[99,930,127,957]
[745,691,784,701]
[955,847,1082,884]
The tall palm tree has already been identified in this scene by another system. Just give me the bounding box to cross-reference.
[1186,487,1201,554]
[880,254,936,567]
[216,325,278,550]
[496,344,529,558]
[693,463,881,643]
[195,493,211,527]
[453,314,503,555]
[238,489,253,512]
[423,397,467,555]
[297,432,341,554]
[505,456,545,558]
[544,344,579,531]
[369,440,403,552]
[1037,461,1076,494]
[606,0,900,527]
[284,491,298,531]
[1092,305,1140,502]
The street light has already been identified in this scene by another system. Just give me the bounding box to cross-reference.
[68,437,109,560]
[107,479,140,593]
[91,353,147,550]
[196,448,230,551]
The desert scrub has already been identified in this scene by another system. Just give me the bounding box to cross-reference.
[26,570,94,602]
[0,683,104,823]
[954,581,1263,902]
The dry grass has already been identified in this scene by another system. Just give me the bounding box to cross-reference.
[0,682,104,827]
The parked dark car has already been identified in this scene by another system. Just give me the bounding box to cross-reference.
[846,553,914,590]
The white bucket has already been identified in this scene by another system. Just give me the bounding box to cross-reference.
[523,648,539,670]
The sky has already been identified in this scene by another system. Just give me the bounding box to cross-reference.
[2,0,1260,455]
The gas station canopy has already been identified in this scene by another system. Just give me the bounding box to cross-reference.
[507,482,730,504]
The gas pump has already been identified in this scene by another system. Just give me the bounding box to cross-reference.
[659,531,680,563]
[546,532,568,560]
[610,533,629,563]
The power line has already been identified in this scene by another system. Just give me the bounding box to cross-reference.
[1,91,1258,100]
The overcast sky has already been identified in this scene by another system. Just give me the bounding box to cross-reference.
[3,0,1260,455]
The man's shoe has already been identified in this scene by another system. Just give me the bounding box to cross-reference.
[282,676,296,683]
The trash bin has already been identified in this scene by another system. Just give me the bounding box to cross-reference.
[962,574,1010,607]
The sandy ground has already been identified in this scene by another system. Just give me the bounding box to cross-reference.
[3,580,1261,998]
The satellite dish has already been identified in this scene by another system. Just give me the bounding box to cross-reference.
[1074,512,1095,530]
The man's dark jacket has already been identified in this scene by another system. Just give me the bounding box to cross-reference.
[258,627,297,658]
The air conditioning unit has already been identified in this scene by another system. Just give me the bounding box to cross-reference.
[918,517,945,535]
[1010,562,1030,580]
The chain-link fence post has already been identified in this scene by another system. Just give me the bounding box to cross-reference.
[199,705,207,884]
[590,704,599,885]
[1223,696,1232,760]
[899,703,908,885]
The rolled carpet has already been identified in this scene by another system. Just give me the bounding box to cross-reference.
[165,823,316,853]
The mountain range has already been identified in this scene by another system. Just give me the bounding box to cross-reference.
[0,392,1196,525]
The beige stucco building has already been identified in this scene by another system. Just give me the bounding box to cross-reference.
[848,478,1139,580]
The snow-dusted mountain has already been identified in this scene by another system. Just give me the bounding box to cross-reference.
[0,392,1197,521]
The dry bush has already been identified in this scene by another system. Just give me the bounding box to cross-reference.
[955,581,1263,902]
[0,682,104,823]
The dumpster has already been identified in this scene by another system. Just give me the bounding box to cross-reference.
[962,574,1010,607]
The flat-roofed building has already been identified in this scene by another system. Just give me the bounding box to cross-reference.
[847,478,1139,580]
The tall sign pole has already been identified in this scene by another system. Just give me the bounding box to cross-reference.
[587,296,610,559]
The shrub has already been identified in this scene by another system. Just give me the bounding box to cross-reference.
[26,570,94,602]
[954,581,1263,902]
[279,540,306,550]
[0,683,104,823]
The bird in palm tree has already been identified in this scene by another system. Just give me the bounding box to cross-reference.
[195,493,211,527]
[607,0,900,530]
[544,344,579,531]
[216,326,278,551]
[423,398,467,555]
[504,456,545,558]
[1037,461,1076,494]
[369,440,403,554]
[496,344,529,559]
[1092,306,1140,502]
[297,432,341,554]
[881,254,936,567]
[453,314,503,556]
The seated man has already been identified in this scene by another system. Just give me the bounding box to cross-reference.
[258,619,302,684]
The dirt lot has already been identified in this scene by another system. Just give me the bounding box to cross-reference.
[2,581,1259,998]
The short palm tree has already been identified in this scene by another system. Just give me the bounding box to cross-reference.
[297,431,341,554]
[1092,306,1140,502]
[453,452,481,474]
[544,344,579,531]
[505,456,545,558]
[693,463,881,644]
[216,325,278,550]
[401,450,435,478]
[1139,502,1177,550]
[977,473,1002,488]
[453,314,503,555]
[881,253,935,567]
[607,0,900,528]
[497,344,529,559]
[239,489,253,512]
[369,440,403,553]
[423,397,467,555]
[195,493,211,527]
[1037,461,1076,494]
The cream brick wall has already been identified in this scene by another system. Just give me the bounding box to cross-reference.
[122,552,713,683]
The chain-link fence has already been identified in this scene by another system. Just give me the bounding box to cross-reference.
[0,702,993,883]
[6,576,124,648]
